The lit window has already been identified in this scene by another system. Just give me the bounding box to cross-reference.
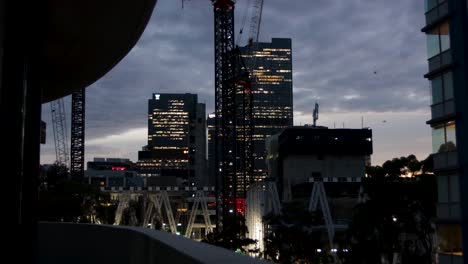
[437,224,463,255]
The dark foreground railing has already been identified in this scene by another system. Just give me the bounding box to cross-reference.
[38,223,270,264]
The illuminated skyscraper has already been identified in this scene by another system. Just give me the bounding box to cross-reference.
[240,38,293,182]
[137,93,207,186]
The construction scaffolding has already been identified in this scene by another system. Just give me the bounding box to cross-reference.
[50,98,69,168]
[212,0,254,232]
[70,89,85,180]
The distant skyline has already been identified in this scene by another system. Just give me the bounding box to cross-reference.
[40,0,431,166]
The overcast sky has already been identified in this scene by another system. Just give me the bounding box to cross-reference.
[40,0,432,166]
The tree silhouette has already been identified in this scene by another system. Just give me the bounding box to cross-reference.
[263,202,330,263]
[202,212,257,253]
[367,154,426,178]
[345,156,437,264]
[38,178,114,224]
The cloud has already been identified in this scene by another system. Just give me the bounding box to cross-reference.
[40,0,432,166]
[294,110,431,165]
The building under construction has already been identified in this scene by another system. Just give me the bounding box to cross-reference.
[209,2,294,234]
[247,126,373,253]
[211,0,255,230]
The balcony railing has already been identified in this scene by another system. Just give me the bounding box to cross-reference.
[439,253,463,264]
[425,1,449,26]
[431,99,455,120]
[433,151,458,171]
[38,222,270,264]
[428,49,452,73]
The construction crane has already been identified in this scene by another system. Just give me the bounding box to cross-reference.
[50,98,69,167]
[237,0,264,71]
[246,0,264,46]
[182,0,256,232]
[70,88,85,180]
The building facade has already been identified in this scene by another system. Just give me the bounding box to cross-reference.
[422,0,468,262]
[265,127,372,201]
[86,157,142,188]
[137,93,207,186]
[247,127,373,253]
[239,38,293,183]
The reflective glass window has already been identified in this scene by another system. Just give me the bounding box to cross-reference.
[433,122,457,153]
[446,122,457,150]
[433,125,445,153]
[438,175,449,203]
[440,22,451,52]
[427,27,441,58]
[449,175,460,203]
[425,0,439,11]
[426,21,451,58]
[443,71,454,100]
[431,76,443,104]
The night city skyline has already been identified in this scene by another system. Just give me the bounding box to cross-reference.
[6,0,468,263]
[40,0,430,166]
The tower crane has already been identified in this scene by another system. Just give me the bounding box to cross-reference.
[182,0,257,232]
[70,88,85,180]
[246,0,264,47]
[50,98,69,168]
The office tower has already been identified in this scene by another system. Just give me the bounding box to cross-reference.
[422,0,468,262]
[239,38,293,183]
[137,93,207,186]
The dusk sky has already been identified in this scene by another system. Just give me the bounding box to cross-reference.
[40,0,432,166]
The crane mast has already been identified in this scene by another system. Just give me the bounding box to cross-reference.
[50,98,69,167]
[212,0,237,232]
[182,0,255,233]
[70,89,85,180]
[212,0,254,232]
[247,0,263,45]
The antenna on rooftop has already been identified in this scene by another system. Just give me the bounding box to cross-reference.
[313,102,319,127]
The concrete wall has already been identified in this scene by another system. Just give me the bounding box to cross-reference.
[282,154,366,186]
[193,103,207,185]
[38,223,270,264]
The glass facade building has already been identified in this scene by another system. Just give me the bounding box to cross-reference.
[422,0,468,262]
[239,38,293,182]
[138,93,206,186]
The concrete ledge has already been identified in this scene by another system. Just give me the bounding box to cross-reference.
[38,222,270,264]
